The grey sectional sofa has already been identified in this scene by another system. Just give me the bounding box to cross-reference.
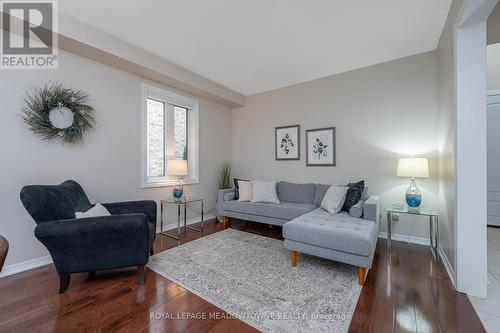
[217,181,380,285]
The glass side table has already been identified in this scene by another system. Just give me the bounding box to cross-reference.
[386,208,439,261]
[160,197,204,240]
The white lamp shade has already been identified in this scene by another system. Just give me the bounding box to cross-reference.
[167,159,188,176]
[397,157,429,178]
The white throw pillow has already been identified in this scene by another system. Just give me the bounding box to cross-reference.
[251,180,280,204]
[75,203,111,219]
[237,180,253,202]
[321,185,349,214]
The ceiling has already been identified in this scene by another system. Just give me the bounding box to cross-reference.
[59,1,452,96]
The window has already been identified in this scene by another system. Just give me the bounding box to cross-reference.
[141,84,199,187]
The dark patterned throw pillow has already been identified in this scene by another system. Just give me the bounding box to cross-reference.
[342,180,365,211]
[233,178,248,200]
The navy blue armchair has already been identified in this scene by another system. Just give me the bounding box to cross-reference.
[20,180,157,293]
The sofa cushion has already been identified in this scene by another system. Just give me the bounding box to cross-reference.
[237,180,253,202]
[321,185,349,214]
[283,208,378,257]
[252,180,279,204]
[233,178,248,200]
[277,182,316,204]
[342,180,365,211]
[223,200,317,220]
[313,184,330,206]
[349,200,364,218]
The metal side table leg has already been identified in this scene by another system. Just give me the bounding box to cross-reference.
[429,215,439,262]
[186,200,204,233]
[160,201,164,234]
[387,211,392,253]
[184,203,187,237]
[436,216,439,262]
[161,201,181,241]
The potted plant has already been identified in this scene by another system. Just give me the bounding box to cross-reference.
[215,161,231,222]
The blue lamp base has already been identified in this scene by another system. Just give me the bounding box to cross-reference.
[405,177,422,210]
[172,181,183,199]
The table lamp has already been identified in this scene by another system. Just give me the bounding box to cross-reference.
[167,159,188,199]
[397,157,429,210]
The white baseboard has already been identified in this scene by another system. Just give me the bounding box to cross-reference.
[0,255,53,278]
[378,232,456,288]
[439,246,456,287]
[378,232,430,246]
[157,213,216,233]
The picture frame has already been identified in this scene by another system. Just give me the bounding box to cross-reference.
[306,127,336,166]
[275,125,300,160]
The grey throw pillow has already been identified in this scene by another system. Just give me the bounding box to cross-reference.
[349,200,364,218]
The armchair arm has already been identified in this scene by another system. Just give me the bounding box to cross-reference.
[218,189,235,215]
[102,200,157,227]
[363,195,380,223]
[34,214,149,274]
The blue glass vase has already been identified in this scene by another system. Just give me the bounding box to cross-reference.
[172,182,183,199]
[405,178,422,209]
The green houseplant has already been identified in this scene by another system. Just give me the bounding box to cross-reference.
[218,161,232,190]
[216,161,232,222]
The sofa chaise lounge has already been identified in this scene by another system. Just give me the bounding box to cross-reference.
[218,181,380,285]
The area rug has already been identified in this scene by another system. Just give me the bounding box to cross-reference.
[147,228,361,333]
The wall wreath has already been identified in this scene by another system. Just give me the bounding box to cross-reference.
[21,82,96,144]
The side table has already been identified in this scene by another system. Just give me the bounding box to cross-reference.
[160,198,204,240]
[386,208,439,261]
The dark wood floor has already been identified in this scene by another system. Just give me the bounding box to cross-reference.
[0,219,485,333]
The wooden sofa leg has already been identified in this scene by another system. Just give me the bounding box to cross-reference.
[223,216,229,227]
[58,273,70,294]
[137,265,146,285]
[358,267,366,286]
[291,250,297,267]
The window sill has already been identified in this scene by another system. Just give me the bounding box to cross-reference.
[141,179,200,189]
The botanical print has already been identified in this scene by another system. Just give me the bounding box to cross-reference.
[280,132,294,155]
[307,127,335,166]
[312,137,328,159]
[275,125,300,160]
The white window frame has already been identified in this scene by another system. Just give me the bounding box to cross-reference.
[141,83,199,188]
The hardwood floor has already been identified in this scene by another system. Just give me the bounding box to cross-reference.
[0,219,485,333]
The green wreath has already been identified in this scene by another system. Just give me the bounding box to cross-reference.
[21,82,96,144]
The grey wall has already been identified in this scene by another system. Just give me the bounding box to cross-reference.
[488,1,500,45]
[0,50,233,268]
[233,51,439,241]
[437,0,463,271]
[489,43,500,91]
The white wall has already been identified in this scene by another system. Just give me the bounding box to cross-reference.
[233,51,439,242]
[0,50,233,270]
[437,0,462,278]
[488,43,500,91]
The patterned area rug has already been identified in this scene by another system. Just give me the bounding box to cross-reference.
[148,229,361,333]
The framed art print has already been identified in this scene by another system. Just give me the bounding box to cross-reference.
[306,127,335,166]
[275,125,300,160]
